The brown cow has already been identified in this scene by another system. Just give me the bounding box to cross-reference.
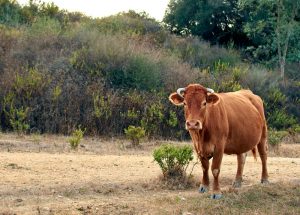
[169,84,269,199]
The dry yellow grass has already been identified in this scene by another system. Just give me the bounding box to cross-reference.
[0,133,299,214]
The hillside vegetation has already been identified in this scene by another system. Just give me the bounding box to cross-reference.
[0,0,299,138]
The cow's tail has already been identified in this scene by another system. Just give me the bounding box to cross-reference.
[251,147,258,161]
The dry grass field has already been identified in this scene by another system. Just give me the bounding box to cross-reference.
[0,133,299,215]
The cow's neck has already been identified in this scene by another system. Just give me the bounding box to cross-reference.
[190,101,225,158]
[189,128,213,159]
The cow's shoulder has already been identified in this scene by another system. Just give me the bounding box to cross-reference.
[228,89,262,103]
[229,89,266,121]
[236,90,263,105]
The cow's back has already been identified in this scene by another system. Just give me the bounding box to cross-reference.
[218,90,265,154]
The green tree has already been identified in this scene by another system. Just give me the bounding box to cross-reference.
[275,0,300,85]
[164,0,248,46]
[241,0,300,83]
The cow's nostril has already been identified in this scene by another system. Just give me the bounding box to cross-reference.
[195,121,199,126]
[186,121,191,127]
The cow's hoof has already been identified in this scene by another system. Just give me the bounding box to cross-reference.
[210,193,222,199]
[198,185,209,193]
[232,180,242,188]
[261,179,270,185]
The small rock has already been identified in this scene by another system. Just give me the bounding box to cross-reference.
[77,206,84,211]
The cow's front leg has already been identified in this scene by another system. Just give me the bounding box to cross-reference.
[233,153,247,188]
[198,157,209,193]
[211,148,224,199]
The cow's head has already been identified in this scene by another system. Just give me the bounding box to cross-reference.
[169,84,219,131]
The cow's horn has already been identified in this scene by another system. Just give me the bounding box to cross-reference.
[176,88,185,98]
[206,88,214,93]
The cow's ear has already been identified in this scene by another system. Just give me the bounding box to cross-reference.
[169,93,184,106]
[207,94,219,105]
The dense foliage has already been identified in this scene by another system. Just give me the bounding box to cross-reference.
[0,0,299,138]
[153,144,194,178]
[164,0,248,46]
[164,0,300,80]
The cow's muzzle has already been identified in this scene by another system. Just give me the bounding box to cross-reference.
[186,120,202,130]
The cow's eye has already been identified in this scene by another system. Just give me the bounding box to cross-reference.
[183,101,187,106]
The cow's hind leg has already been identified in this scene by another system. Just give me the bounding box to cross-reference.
[258,124,269,184]
[198,157,209,193]
[232,153,247,188]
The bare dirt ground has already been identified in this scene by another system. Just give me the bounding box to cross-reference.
[0,133,299,215]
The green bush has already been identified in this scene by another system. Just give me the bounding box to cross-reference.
[289,124,300,135]
[13,68,48,99]
[9,106,29,135]
[267,109,297,130]
[27,16,61,38]
[0,0,22,26]
[69,126,85,150]
[268,129,288,147]
[107,54,162,91]
[52,85,62,101]
[141,101,164,136]
[204,61,245,92]
[124,125,146,146]
[166,110,178,128]
[3,92,29,135]
[93,94,112,119]
[262,87,298,130]
[94,11,162,36]
[153,144,193,178]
